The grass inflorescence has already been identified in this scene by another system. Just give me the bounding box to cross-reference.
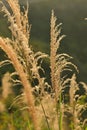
[0,0,87,130]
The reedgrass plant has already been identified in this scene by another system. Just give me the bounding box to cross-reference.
[0,0,87,130]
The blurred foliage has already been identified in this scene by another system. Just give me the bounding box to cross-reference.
[0,94,34,130]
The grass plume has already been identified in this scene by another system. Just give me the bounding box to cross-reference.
[0,1,87,130]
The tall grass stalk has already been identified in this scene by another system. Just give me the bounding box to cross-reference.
[50,10,63,129]
[50,10,78,130]
[0,37,38,130]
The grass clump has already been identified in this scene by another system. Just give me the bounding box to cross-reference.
[0,0,87,130]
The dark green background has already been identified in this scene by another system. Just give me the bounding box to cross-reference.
[0,0,87,82]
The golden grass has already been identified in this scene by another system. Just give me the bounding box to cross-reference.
[0,0,87,130]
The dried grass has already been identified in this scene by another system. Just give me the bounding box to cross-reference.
[0,1,87,130]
